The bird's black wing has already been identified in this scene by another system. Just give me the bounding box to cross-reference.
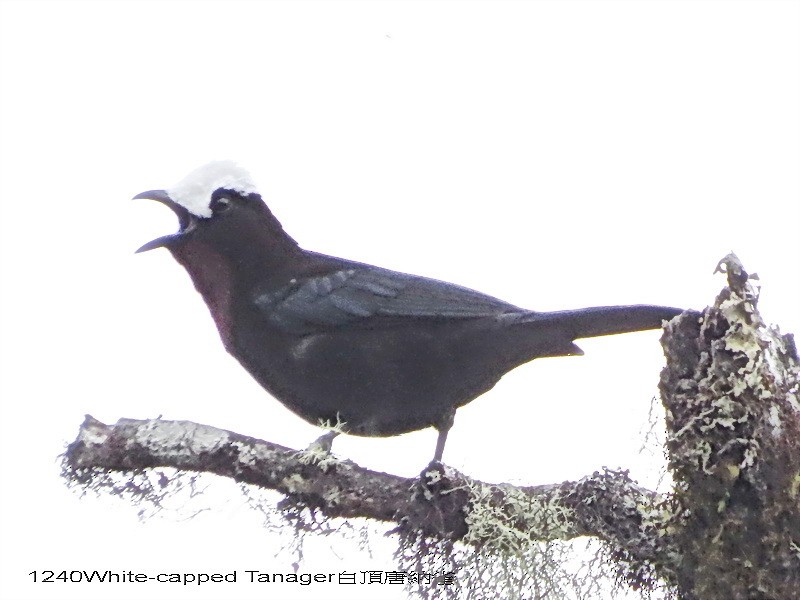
[254,265,522,334]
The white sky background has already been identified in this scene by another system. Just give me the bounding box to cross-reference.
[0,1,798,598]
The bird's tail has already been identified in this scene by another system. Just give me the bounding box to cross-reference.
[525,305,683,340]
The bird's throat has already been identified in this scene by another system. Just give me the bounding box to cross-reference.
[169,239,238,352]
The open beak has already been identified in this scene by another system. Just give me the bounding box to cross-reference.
[133,189,193,253]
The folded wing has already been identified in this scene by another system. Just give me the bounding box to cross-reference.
[254,266,523,334]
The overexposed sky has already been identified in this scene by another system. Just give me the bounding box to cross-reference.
[0,2,798,599]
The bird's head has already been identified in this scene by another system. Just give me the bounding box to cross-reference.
[135,161,287,254]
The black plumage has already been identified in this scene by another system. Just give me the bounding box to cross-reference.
[136,162,682,462]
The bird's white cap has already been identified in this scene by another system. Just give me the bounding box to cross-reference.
[168,161,259,218]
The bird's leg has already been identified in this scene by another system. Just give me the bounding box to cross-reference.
[432,408,456,463]
[307,430,340,454]
[433,430,448,463]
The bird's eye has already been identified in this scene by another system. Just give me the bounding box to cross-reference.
[211,197,231,213]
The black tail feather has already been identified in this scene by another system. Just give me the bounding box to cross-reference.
[526,305,683,340]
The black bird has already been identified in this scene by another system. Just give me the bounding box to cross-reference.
[135,162,682,462]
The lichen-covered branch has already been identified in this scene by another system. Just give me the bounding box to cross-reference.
[65,416,673,572]
[659,253,800,599]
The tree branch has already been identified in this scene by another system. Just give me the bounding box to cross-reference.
[659,253,800,599]
[66,415,671,566]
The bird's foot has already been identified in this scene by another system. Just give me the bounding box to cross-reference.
[307,430,339,454]
[296,430,341,471]
[412,462,447,501]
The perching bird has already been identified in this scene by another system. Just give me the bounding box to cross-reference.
[135,161,682,462]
